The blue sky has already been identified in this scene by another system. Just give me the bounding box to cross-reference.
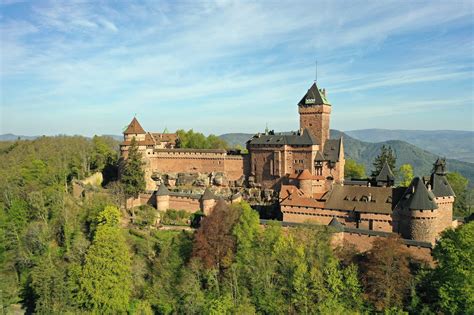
[1,0,473,136]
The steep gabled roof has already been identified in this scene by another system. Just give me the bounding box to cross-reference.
[322,138,342,162]
[315,150,325,161]
[376,161,395,183]
[298,82,330,106]
[201,187,216,201]
[124,117,146,134]
[156,183,170,196]
[324,184,405,214]
[401,177,438,210]
[247,128,317,146]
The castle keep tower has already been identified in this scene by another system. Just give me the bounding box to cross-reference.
[298,83,331,148]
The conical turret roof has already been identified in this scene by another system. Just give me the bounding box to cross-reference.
[156,183,170,196]
[404,177,438,210]
[201,187,216,200]
[328,217,344,231]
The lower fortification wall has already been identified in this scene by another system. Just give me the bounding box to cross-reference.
[340,232,433,263]
[168,196,201,213]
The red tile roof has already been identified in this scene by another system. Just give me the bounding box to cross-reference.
[124,117,146,134]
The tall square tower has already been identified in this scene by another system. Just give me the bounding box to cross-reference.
[298,83,331,147]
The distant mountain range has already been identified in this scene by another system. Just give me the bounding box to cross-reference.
[0,133,123,142]
[219,130,474,184]
[345,129,474,163]
[2,130,473,183]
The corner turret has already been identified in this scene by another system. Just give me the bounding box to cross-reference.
[156,183,170,211]
[200,187,217,215]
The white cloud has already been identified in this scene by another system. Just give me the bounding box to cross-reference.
[1,0,473,134]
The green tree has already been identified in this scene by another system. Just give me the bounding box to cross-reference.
[431,222,474,314]
[121,138,145,200]
[176,129,228,149]
[399,164,414,187]
[447,172,470,217]
[344,159,366,179]
[372,145,396,177]
[31,252,69,314]
[78,206,132,313]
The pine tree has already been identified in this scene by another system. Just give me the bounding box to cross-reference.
[121,138,145,199]
[372,145,397,177]
[78,206,132,313]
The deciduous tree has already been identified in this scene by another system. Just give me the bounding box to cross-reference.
[361,235,411,311]
[344,159,366,179]
[431,222,474,314]
[399,163,414,187]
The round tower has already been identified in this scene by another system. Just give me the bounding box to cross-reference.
[400,177,439,243]
[297,169,313,196]
[200,187,217,215]
[156,183,170,211]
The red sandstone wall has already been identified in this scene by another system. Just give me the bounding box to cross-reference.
[341,232,433,263]
[282,206,396,233]
[224,156,248,180]
[435,196,454,235]
[168,196,200,213]
[149,154,226,174]
[282,206,353,225]
[358,212,393,232]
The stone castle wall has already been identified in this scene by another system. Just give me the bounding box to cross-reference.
[147,150,247,180]
[282,205,395,233]
[435,196,455,235]
[168,196,201,213]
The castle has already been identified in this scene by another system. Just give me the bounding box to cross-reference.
[120,82,456,249]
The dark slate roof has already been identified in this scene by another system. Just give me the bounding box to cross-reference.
[433,158,447,175]
[201,188,216,200]
[124,117,146,134]
[324,184,405,214]
[322,138,342,162]
[430,173,455,197]
[298,83,330,106]
[328,217,344,231]
[247,129,317,146]
[376,162,395,182]
[399,177,438,210]
[344,179,370,186]
[156,183,170,196]
[315,150,325,161]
